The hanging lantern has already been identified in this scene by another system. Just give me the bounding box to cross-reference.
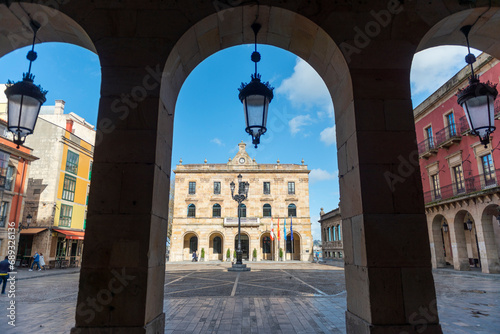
[5,20,47,148]
[238,22,274,148]
[456,25,497,147]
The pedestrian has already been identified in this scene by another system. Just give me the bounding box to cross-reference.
[315,251,320,263]
[39,253,46,270]
[29,251,41,271]
[0,256,10,294]
[192,251,198,262]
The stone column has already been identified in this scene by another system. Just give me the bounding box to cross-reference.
[72,54,170,332]
[428,216,446,268]
[476,213,500,273]
[340,47,442,333]
[450,216,470,271]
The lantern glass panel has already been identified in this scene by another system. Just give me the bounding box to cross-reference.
[462,94,495,138]
[7,94,41,137]
[244,94,268,135]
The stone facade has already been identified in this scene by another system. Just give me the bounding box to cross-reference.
[171,142,313,262]
[319,207,343,260]
[414,54,500,274]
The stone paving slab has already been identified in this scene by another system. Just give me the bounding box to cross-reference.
[0,263,498,333]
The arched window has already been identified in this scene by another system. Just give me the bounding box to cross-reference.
[262,236,271,253]
[187,204,196,217]
[333,226,337,241]
[329,227,332,241]
[323,228,327,242]
[213,236,222,254]
[288,204,296,217]
[213,203,221,217]
[338,225,342,240]
[239,204,247,218]
[190,236,198,253]
[263,204,272,217]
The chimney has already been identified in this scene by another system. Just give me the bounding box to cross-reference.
[66,119,74,133]
[54,100,65,115]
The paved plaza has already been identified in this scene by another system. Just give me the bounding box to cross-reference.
[0,262,498,333]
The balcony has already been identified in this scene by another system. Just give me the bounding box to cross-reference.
[424,169,500,204]
[458,116,470,134]
[436,123,461,148]
[495,99,500,120]
[418,138,438,159]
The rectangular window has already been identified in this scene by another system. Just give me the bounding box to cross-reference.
[0,201,9,228]
[431,174,441,200]
[189,182,196,195]
[453,165,465,194]
[59,204,73,227]
[426,127,434,148]
[481,154,495,186]
[214,181,221,195]
[66,151,79,175]
[288,182,295,195]
[62,174,77,202]
[447,113,456,136]
[4,165,15,191]
[263,182,271,195]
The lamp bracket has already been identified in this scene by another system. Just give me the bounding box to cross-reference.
[251,22,261,36]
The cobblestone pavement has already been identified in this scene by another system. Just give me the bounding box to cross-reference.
[0,263,498,333]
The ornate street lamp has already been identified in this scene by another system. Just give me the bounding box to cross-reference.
[465,218,473,231]
[5,19,47,148]
[19,213,32,232]
[442,221,449,233]
[238,22,274,148]
[229,174,250,271]
[456,25,497,148]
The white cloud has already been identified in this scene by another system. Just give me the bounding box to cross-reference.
[320,125,336,146]
[309,168,338,183]
[411,46,482,101]
[211,138,224,146]
[289,115,313,135]
[276,58,332,111]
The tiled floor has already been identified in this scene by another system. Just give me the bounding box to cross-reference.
[0,263,498,333]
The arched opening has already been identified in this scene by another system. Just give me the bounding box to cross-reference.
[479,204,500,273]
[285,232,300,260]
[260,232,274,261]
[209,232,224,261]
[429,214,449,268]
[212,203,221,218]
[183,232,199,261]
[234,233,250,260]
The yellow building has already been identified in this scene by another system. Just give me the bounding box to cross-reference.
[170,142,313,262]
[17,100,95,268]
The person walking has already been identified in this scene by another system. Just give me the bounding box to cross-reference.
[0,256,10,294]
[315,251,320,263]
[39,253,46,270]
[29,251,41,271]
[192,251,198,262]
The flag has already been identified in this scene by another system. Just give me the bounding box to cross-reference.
[270,219,274,241]
[277,218,280,241]
[284,218,287,243]
[290,216,293,241]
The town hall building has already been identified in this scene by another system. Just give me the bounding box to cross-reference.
[170,142,313,262]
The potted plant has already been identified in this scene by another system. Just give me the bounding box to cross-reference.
[252,248,257,261]
[279,248,284,261]
[200,248,205,262]
[226,248,231,262]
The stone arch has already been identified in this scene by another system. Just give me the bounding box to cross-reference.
[234,231,251,260]
[478,204,500,273]
[285,230,301,260]
[182,231,199,261]
[416,7,500,58]
[260,231,273,261]
[208,231,224,261]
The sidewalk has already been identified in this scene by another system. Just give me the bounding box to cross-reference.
[9,266,80,280]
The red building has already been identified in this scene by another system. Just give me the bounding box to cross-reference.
[414,53,500,274]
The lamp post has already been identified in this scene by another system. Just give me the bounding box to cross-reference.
[228,174,250,271]
[238,22,274,148]
[5,19,48,148]
[18,213,32,232]
[456,25,497,148]
[442,221,449,233]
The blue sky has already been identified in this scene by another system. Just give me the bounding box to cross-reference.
[0,42,478,240]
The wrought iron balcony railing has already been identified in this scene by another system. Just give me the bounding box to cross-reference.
[424,169,500,204]
[418,137,437,157]
[435,123,461,147]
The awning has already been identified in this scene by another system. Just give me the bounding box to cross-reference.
[53,228,85,240]
[20,228,48,235]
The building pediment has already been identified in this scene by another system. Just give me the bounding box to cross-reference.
[228,141,257,167]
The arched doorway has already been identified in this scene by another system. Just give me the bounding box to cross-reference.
[429,214,450,267]
[285,232,300,260]
[452,211,472,271]
[234,233,250,260]
[260,232,273,261]
[209,232,224,261]
[183,232,198,261]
